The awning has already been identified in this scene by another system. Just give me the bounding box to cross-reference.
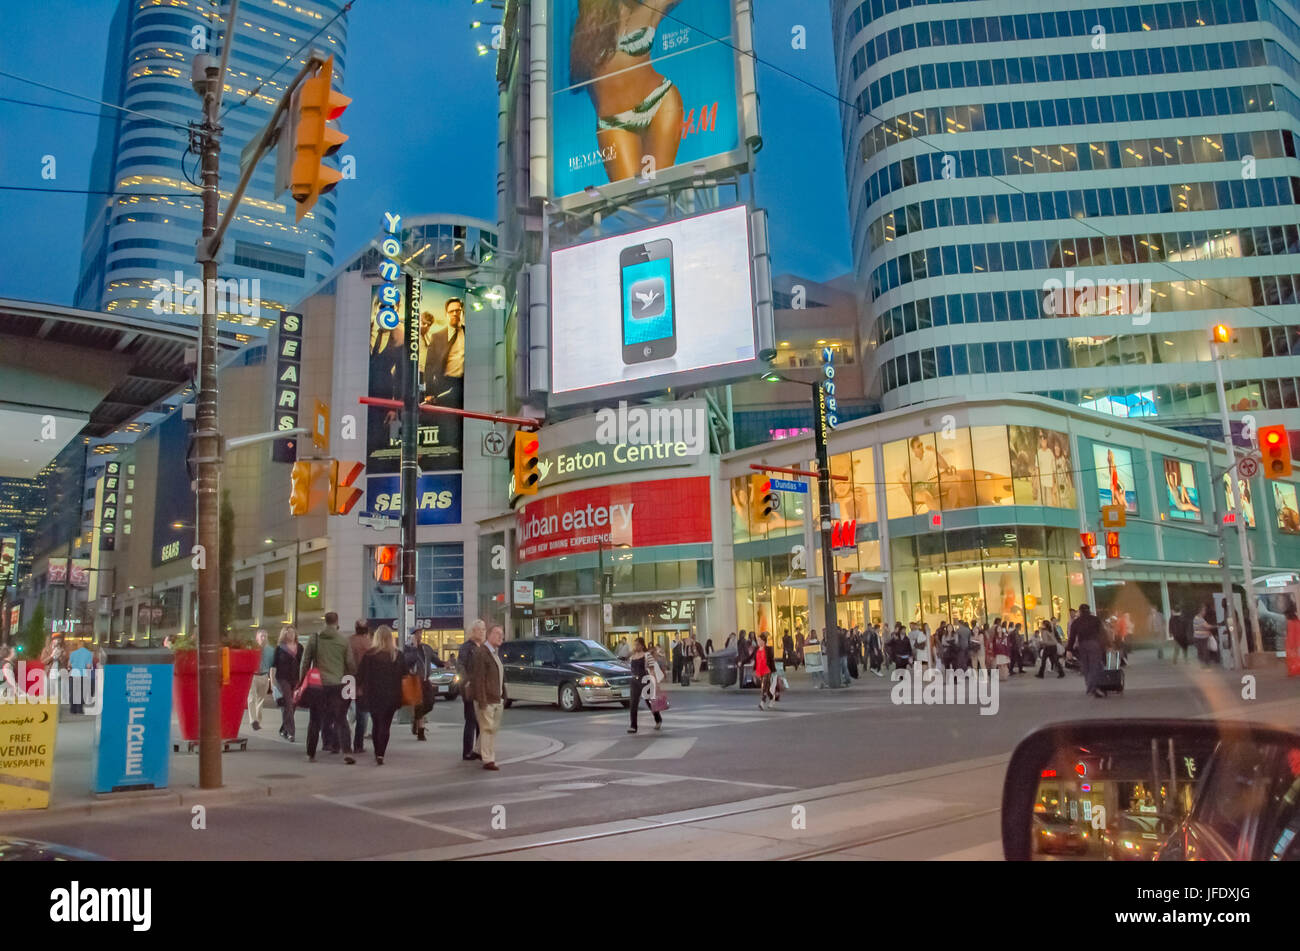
[777,571,888,596]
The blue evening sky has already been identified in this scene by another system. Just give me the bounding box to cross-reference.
[0,0,852,304]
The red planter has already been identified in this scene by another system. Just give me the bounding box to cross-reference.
[173,648,261,741]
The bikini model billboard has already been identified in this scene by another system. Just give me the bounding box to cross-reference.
[550,0,744,203]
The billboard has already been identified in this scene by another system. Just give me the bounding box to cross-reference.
[0,536,16,589]
[516,476,711,563]
[549,0,746,207]
[1224,472,1256,528]
[152,409,196,567]
[1009,426,1075,508]
[1272,481,1299,534]
[1093,443,1138,514]
[1162,457,1202,521]
[367,279,466,474]
[365,473,463,526]
[550,204,757,404]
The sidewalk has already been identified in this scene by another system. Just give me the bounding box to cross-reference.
[0,703,560,827]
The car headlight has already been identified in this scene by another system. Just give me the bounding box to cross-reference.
[452,674,460,683]
[578,675,607,687]
[1123,840,1136,850]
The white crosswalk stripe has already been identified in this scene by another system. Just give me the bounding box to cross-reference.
[549,740,621,762]
[632,738,697,760]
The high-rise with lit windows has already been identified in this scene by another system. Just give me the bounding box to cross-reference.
[76,0,349,334]
[832,0,1300,423]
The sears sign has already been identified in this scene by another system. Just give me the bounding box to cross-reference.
[365,473,462,525]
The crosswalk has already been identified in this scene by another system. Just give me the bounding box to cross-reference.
[574,704,814,732]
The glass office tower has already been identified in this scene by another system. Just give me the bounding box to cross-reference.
[831,0,1300,422]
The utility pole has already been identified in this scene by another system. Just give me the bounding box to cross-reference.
[1205,443,1243,670]
[1210,330,1263,659]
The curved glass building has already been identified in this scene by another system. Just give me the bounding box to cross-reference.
[77,0,349,335]
[832,0,1300,422]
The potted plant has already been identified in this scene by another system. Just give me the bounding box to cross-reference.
[171,492,263,742]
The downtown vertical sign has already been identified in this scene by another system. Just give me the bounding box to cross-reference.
[271,310,304,463]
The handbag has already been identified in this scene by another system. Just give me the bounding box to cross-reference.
[401,673,423,707]
[649,692,670,712]
[293,666,322,705]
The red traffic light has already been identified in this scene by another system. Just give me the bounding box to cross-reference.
[1265,430,1283,445]
[1211,323,1231,343]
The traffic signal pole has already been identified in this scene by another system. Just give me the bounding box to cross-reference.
[1210,338,1263,658]
[190,21,340,787]
[400,274,421,644]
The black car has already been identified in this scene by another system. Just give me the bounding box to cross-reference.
[0,837,106,861]
[499,638,634,712]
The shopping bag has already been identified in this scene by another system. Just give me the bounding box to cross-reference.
[649,693,670,712]
[401,673,424,707]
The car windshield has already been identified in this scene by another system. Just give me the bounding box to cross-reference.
[553,640,616,663]
[1119,815,1174,835]
[1038,814,1074,827]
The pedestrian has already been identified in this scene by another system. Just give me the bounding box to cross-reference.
[1035,620,1064,678]
[704,637,714,655]
[755,632,774,710]
[725,631,736,650]
[357,625,405,765]
[67,640,94,714]
[910,623,930,671]
[1169,607,1191,664]
[347,620,371,753]
[954,618,972,670]
[273,625,300,741]
[457,620,486,760]
[735,629,749,686]
[627,637,664,733]
[671,634,684,685]
[793,631,804,670]
[1285,599,1300,677]
[404,629,435,740]
[1191,602,1216,667]
[300,612,356,763]
[1008,623,1025,675]
[969,623,986,670]
[0,647,18,701]
[1065,604,1106,698]
[468,623,508,770]
[845,628,860,680]
[615,637,630,660]
[246,629,274,731]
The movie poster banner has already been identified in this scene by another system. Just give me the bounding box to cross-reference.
[1273,481,1300,534]
[1163,457,1203,522]
[1009,426,1075,508]
[549,0,743,204]
[1224,472,1256,528]
[0,536,16,589]
[367,279,466,474]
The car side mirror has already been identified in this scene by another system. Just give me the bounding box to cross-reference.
[1002,719,1300,861]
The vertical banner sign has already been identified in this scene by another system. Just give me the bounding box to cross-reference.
[98,461,120,551]
[821,346,839,433]
[271,310,304,463]
[0,535,17,590]
[93,659,173,793]
[0,702,58,810]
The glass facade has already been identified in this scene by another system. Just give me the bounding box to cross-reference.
[833,0,1300,416]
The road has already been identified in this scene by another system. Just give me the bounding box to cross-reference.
[2,653,1295,860]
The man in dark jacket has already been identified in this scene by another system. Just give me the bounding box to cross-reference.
[348,620,371,753]
[1066,604,1106,698]
[456,620,486,760]
[403,630,434,740]
[301,612,355,763]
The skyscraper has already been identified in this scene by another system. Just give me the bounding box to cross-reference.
[76,0,349,335]
[832,0,1300,422]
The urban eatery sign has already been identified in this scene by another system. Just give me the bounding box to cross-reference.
[271,310,304,463]
[516,477,712,563]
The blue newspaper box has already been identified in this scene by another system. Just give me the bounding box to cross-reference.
[92,649,173,794]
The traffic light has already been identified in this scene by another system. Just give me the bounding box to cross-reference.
[1259,425,1293,480]
[1105,531,1121,559]
[837,571,852,596]
[759,478,780,518]
[1079,531,1098,560]
[289,461,311,516]
[1211,323,1232,344]
[514,430,540,495]
[289,55,350,222]
[328,459,365,515]
[374,545,400,584]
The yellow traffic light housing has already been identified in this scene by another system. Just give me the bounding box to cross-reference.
[514,431,540,495]
[289,461,311,516]
[290,55,350,222]
[328,459,365,515]
[1211,323,1232,344]
[1260,425,1293,480]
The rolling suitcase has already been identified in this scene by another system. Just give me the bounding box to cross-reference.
[1095,649,1125,694]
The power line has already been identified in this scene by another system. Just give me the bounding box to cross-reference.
[219,0,356,119]
[631,0,1300,334]
[0,70,190,131]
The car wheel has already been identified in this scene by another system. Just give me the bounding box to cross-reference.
[559,682,582,712]
[503,699,513,709]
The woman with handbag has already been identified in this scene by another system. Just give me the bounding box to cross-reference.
[627,638,664,733]
[358,625,405,765]
[273,626,300,741]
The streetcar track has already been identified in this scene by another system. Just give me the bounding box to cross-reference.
[780,806,1002,860]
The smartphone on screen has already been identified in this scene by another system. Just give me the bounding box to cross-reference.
[620,238,676,364]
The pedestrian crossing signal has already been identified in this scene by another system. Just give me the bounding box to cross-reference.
[374,545,400,584]
[1105,531,1120,559]
[1079,531,1098,560]
[838,571,852,596]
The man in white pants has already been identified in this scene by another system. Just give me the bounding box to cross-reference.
[469,624,507,770]
[247,629,274,731]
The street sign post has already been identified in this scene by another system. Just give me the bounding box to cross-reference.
[483,430,507,457]
[1238,455,1260,479]
[768,478,808,493]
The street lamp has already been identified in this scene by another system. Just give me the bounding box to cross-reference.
[760,370,844,688]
